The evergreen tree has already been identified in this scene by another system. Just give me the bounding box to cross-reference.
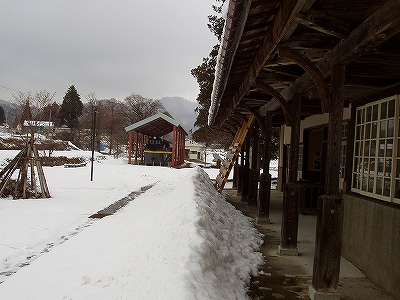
[60,85,83,129]
[0,106,5,125]
[21,100,32,122]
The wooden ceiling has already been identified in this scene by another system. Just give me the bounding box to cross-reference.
[209,0,400,129]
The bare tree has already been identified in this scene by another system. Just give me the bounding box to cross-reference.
[100,98,127,155]
[124,93,164,124]
[12,90,56,125]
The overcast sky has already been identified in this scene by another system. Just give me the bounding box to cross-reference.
[0,0,219,104]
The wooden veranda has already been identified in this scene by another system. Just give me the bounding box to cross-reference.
[209,1,400,299]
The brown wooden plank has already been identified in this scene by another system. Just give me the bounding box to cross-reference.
[295,8,352,39]
[260,0,400,114]
[215,0,310,126]
[216,114,255,193]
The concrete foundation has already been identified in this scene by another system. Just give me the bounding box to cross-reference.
[278,245,299,256]
[256,217,271,224]
[308,286,340,300]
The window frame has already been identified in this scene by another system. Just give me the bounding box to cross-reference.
[351,95,400,204]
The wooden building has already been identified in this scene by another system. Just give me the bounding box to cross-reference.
[208,1,400,299]
[125,113,187,167]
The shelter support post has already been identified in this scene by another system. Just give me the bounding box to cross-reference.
[128,131,133,164]
[241,132,251,202]
[257,111,273,224]
[172,126,178,167]
[279,94,301,256]
[135,132,139,164]
[248,121,259,207]
[309,64,345,300]
[179,130,185,164]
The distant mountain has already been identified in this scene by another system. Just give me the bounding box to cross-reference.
[0,99,14,122]
[160,97,198,136]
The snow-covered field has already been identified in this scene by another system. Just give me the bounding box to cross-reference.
[0,149,264,299]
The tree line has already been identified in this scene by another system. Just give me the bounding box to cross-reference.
[2,85,164,155]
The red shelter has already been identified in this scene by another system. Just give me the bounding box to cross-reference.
[125,113,187,167]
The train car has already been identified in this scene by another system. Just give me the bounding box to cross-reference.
[143,137,172,166]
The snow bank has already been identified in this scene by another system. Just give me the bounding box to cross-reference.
[0,159,264,299]
[187,167,264,299]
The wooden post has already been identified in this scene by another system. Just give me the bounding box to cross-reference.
[128,131,133,164]
[134,132,138,164]
[237,143,245,196]
[248,121,259,206]
[279,93,301,255]
[241,132,251,202]
[171,126,177,166]
[141,134,145,163]
[258,111,272,223]
[233,158,239,188]
[309,64,345,300]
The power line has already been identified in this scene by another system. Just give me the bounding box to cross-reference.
[0,84,21,93]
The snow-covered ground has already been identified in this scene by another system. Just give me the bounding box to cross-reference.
[0,149,264,299]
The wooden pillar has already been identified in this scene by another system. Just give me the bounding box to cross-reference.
[128,131,133,164]
[279,93,301,256]
[258,111,272,223]
[171,126,177,166]
[141,134,145,163]
[237,145,245,196]
[241,132,251,202]
[178,131,182,164]
[233,157,239,188]
[181,132,185,164]
[178,130,183,164]
[248,121,260,206]
[134,132,139,164]
[277,126,287,191]
[309,64,345,300]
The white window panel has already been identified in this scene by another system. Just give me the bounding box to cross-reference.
[352,96,400,204]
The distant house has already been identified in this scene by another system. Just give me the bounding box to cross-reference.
[185,139,205,161]
[23,121,54,133]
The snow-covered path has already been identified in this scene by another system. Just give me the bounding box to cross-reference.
[0,153,263,299]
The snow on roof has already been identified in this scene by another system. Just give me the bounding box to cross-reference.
[23,120,54,127]
[208,0,251,126]
[125,113,187,136]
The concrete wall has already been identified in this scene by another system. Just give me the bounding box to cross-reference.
[342,194,400,300]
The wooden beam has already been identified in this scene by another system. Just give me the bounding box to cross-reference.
[279,47,331,112]
[216,0,310,127]
[256,81,294,126]
[295,8,352,39]
[260,0,400,114]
